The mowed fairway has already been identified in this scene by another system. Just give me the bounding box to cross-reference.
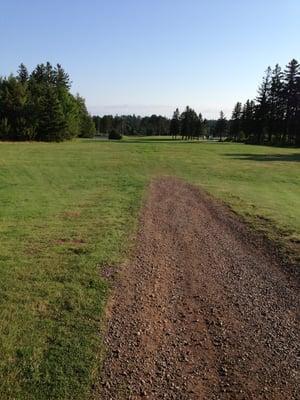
[0,138,299,400]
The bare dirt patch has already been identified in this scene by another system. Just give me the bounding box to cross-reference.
[93,177,299,400]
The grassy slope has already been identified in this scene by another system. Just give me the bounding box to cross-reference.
[0,138,299,399]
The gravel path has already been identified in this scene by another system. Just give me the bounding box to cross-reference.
[94,177,299,400]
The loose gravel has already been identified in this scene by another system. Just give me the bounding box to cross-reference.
[93,177,299,400]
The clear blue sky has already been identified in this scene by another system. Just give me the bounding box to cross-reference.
[1,0,299,118]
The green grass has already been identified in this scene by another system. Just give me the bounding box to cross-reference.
[0,137,299,399]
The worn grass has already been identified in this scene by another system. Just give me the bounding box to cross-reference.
[0,137,299,399]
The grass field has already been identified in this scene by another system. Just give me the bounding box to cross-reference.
[0,137,299,400]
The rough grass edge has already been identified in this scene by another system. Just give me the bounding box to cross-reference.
[88,180,152,399]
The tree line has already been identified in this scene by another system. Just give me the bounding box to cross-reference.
[2,59,298,145]
[0,62,95,141]
[93,57,300,146]
[93,107,214,139]
[93,114,170,136]
[228,59,300,146]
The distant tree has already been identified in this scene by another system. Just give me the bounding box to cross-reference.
[180,106,200,140]
[180,107,189,139]
[205,119,217,137]
[197,113,204,139]
[93,116,101,134]
[93,114,171,137]
[229,102,242,141]
[241,100,256,141]
[215,111,227,141]
[202,118,209,137]
[170,108,181,139]
[75,95,96,138]
[101,115,113,134]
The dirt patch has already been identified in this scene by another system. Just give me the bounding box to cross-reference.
[62,210,81,219]
[56,238,86,245]
[93,177,299,400]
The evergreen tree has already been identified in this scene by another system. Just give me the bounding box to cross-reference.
[76,95,96,138]
[93,116,101,134]
[17,63,29,84]
[0,75,35,140]
[0,62,96,141]
[197,113,204,139]
[241,100,256,141]
[170,108,181,139]
[215,111,227,141]
[55,64,71,89]
[202,118,209,137]
[284,59,300,145]
[37,86,67,141]
[233,58,300,146]
[296,75,300,146]
[229,102,242,141]
[269,64,285,144]
[180,106,200,140]
[255,67,272,144]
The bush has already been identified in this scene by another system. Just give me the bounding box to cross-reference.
[108,131,122,140]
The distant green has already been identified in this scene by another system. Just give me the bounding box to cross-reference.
[0,137,299,399]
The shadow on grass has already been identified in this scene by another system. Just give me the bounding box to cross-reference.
[226,153,300,162]
[120,139,198,144]
[83,137,223,145]
[108,138,222,145]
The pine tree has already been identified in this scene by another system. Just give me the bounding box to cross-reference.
[37,86,67,141]
[255,67,272,144]
[215,111,227,141]
[170,108,180,139]
[17,63,29,84]
[202,119,209,137]
[180,106,190,140]
[296,75,300,146]
[0,75,34,140]
[269,64,285,144]
[241,100,256,141]
[180,106,200,140]
[197,113,204,139]
[76,95,96,138]
[284,59,300,145]
[229,102,242,141]
[55,64,71,89]
[0,62,94,141]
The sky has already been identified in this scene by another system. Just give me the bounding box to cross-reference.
[0,0,299,119]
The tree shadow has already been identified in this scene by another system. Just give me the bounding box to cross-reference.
[86,138,211,144]
[120,139,198,144]
[84,136,224,145]
[113,138,221,144]
[226,153,300,162]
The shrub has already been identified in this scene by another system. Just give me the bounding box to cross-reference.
[108,131,122,140]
